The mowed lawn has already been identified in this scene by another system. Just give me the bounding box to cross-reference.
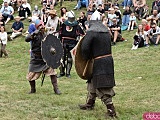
[0,0,160,120]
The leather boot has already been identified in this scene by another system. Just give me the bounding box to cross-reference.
[0,50,3,57]
[66,58,72,78]
[58,64,65,78]
[28,80,36,94]
[79,99,95,110]
[50,75,61,95]
[106,103,117,118]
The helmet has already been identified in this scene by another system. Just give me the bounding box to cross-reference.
[67,10,75,22]
[90,10,101,21]
[34,5,38,11]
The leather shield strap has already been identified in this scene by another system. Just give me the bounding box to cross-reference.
[94,54,112,60]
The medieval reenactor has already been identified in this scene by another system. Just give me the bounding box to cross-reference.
[58,10,84,78]
[25,19,62,95]
[76,11,117,118]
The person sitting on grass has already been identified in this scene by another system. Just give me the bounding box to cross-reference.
[131,24,147,50]
[10,16,24,40]
[146,22,160,47]
[109,17,122,46]
[0,0,14,24]
[127,12,137,31]
[0,26,8,58]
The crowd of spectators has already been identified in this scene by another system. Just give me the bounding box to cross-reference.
[0,0,160,58]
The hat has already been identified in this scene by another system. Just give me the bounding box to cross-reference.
[49,10,57,15]
[35,19,44,28]
[14,16,21,20]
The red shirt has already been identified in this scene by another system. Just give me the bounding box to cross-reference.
[144,25,150,31]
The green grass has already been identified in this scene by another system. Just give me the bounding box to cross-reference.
[0,0,160,120]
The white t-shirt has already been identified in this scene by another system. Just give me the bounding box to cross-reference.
[0,32,7,44]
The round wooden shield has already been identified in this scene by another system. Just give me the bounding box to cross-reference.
[75,37,93,80]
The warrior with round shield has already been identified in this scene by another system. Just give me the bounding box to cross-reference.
[25,19,62,95]
[58,10,84,78]
[75,11,117,118]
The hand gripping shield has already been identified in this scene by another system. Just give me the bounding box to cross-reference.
[41,34,63,69]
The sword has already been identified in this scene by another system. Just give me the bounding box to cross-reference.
[41,72,45,86]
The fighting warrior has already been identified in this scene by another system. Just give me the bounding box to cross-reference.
[25,19,61,95]
[58,11,84,78]
[78,11,117,118]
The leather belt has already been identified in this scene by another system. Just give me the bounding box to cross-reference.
[62,37,76,40]
[94,54,112,60]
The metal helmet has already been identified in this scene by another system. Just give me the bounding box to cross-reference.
[67,10,75,22]
[90,10,101,21]
[34,5,38,11]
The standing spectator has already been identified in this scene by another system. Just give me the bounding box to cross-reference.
[0,26,8,58]
[0,0,14,24]
[10,16,24,40]
[45,10,59,35]
[146,22,160,47]
[127,12,137,31]
[122,6,132,26]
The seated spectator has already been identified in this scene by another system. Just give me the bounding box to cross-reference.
[141,19,150,31]
[45,10,59,36]
[114,6,121,25]
[151,0,160,13]
[113,0,119,7]
[97,4,105,15]
[9,0,18,11]
[108,7,117,27]
[74,0,89,10]
[109,17,122,45]
[146,9,159,26]
[10,16,24,40]
[21,0,31,17]
[77,11,87,31]
[47,0,57,6]
[122,6,132,26]
[18,4,27,20]
[123,0,132,9]
[127,12,137,31]
[131,24,147,50]
[132,0,146,20]
[0,0,14,24]
[41,3,48,25]
[146,22,160,47]
[103,1,112,12]
[0,14,5,27]
[59,7,68,24]
[0,26,8,58]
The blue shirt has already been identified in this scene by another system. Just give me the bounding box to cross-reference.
[11,21,24,32]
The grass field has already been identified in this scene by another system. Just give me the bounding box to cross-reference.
[0,0,160,120]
